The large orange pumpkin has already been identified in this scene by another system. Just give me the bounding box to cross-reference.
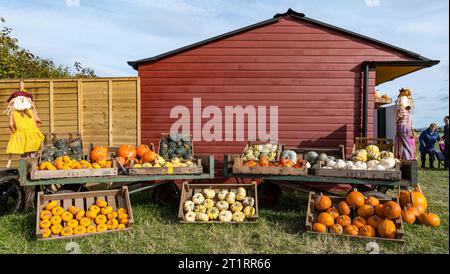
[406,204,421,217]
[90,146,108,162]
[117,145,137,160]
[314,194,332,212]
[338,201,351,216]
[352,216,367,229]
[326,207,339,219]
[142,151,158,163]
[383,201,401,220]
[357,205,375,218]
[317,212,334,227]
[136,144,151,158]
[337,215,351,227]
[377,219,396,238]
[367,215,383,228]
[399,189,427,214]
[359,225,376,237]
[346,189,365,207]
[344,225,359,236]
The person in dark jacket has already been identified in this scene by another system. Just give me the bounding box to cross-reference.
[419,123,440,168]
[443,116,449,169]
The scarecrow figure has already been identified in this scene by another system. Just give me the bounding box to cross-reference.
[395,88,415,160]
[4,90,44,167]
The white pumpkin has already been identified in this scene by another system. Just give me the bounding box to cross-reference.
[232,211,245,222]
[345,161,355,169]
[380,158,396,169]
[202,189,216,199]
[183,201,195,212]
[185,211,196,222]
[192,193,205,205]
[243,197,255,207]
[218,210,232,222]
[306,162,311,168]
[373,164,386,171]
[367,160,379,169]
[206,207,219,220]
[194,204,206,214]
[216,201,229,211]
[354,161,367,170]
[334,160,346,170]
[217,190,228,201]
[196,212,209,222]
[326,160,336,168]
[225,192,236,204]
[380,151,395,160]
[230,201,243,213]
[202,198,215,209]
[243,206,256,219]
[236,188,247,201]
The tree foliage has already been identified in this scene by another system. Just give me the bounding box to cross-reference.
[0,17,96,79]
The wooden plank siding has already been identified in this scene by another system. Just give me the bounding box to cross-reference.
[138,18,416,179]
[0,78,139,167]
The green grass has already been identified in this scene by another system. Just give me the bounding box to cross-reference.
[0,165,448,254]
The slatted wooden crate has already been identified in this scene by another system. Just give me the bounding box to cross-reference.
[240,140,282,163]
[36,186,133,240]
[353,137,394,153]
[315,161,402,181]
[305,192,404,243]
[178,182,258,223]
[128,158,203,176]
[232,157,308,176]
[39,132,84,162]
[158,133,195,160]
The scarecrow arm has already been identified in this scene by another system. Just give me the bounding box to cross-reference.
[9,111,16,134]
[32,103,42,126]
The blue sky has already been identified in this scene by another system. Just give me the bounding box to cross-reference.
[0,0,448,128]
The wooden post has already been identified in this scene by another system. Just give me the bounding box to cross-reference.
[137,77,141,145]
[49,80,54,133]
[108,80,113,146]
[77,79,83,138]
[19,80,24,90]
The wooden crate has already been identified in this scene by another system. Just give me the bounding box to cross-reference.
[178,182,258,223]
[39,132,84,162]
[29,157,118,180]
[315,161,402,181]
[36,186,133,240]
[240,140,282,163]
[305,192,404,243]
[129,158,203,176]
[288,145,346,161]
[353,137,394,153]
[375,97,392,108]
[232,157,308,176]
[158,133,195,160]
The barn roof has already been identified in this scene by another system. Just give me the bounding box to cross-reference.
[128,9,438,84]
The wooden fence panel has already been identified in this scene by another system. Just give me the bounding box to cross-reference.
[0,77,139,167]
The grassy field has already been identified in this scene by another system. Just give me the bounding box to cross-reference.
[0,164,447,254]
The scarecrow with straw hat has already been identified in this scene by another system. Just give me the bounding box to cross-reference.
[4,90,44,167]
[395,88,415,160]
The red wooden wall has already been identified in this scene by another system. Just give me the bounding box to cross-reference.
[138,18,415,179]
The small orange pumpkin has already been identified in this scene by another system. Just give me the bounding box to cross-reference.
[344,225,359,236]
[259,156,270,167]
[421,212,441,227]
[136,144,151,158]
[337,215,351,227]
[338,201,351,216]
[352,216,367,229]
[142,150,158,163]
[365,196,380,207]
[383,201,401,220]
[359,225,376,237]
[401,206,417,224]
[326,207,339,219]
[116,145,137,160]
[406,204,421,217]
[317,212,334,227]
[367,215,383,228]
[399,189,427,214]
[357,205,375,218]
[90,145,108,162]
[346,188,365,207]
[312,223,327,233]
[329,224,344,235]
[314,194,332,212]
[377,219,397,238]
[375,204,385,218]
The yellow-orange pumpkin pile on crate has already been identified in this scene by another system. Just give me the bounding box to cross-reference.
[398,186,441,227]
[38,199,130,239]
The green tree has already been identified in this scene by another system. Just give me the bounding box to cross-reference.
[0,17,96,79]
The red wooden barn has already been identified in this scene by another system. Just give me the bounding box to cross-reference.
[128,9,438,179]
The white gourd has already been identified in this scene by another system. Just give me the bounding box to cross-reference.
[232,211,245,222]
[225,192,236,204]
[306,162,311,168]
[230,201,243,213]
[243,197,255,207]
[334,160,346,170]
[202,189,216,199]
[192,193,205,205]
[183,201,195,212]
[345,161,355,169]
[196,212,209,222]
[326,160,336,168]
[216,201,229,211]
[218,210,232,222]
[185,211,196,222]
[373,164,386,171]
[380,158,396,169]
[354,161,367,170]
[367,160,379,169]
[217,190,228,201]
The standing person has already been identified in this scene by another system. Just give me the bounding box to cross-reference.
[419,123,440,168]
[443,116,449,169]
[395,88,415,160]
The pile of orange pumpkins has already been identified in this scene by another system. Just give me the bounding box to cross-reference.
[114,144,159,167]
[398,187,441,227]
[244,156,304,168]
[311,188,440,239]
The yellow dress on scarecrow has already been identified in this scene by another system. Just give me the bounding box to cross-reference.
[6,110,44,154]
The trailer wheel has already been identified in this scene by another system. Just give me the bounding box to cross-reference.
[257,182,282,209]
[0,180,25,216]
[362,190,391,200]
[152,182,180,205]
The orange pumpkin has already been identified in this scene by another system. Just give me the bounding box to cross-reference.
[338,201,351,216]
[259,156,270,167]
[312,223,327,233]
[142,150,158,163]
[359,225,376,237]
[352,216,367,229]
[317,212,334,227]
[337,215,351,227]
[365,196,380,207]
[329,224,344,235]
[399,189,427,214]
[90,145,108,162]
[383,201,401,220]
[421,212,441,227]
[377,219,396,238]
[326,207,339,219]
[406,204,421,217]
[346,188,365,207]
[357,205,375,218]
[401,206,417,225]
[344,225,359,236]
[375,204,385,218]
[367,215,383,228]
[314,194,332,212]
[117,145,137,160]
[136,144,151,158]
